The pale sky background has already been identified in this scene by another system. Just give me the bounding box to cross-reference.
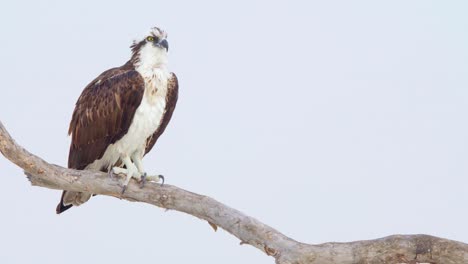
[0,1,467,263]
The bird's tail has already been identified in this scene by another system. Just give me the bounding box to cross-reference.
[56,190,92,214]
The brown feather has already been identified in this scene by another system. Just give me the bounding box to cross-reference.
[67,63,145,170]
[57,63,146,214]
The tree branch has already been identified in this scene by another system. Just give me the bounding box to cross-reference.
[1,120,467,264]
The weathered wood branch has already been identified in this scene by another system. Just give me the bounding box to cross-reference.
[1,120,467,264]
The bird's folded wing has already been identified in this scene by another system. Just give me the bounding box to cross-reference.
[68,69,145,170]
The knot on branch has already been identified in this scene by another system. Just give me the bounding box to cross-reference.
[264,245,279,257]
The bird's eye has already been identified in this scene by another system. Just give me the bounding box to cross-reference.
[146,36,154,42]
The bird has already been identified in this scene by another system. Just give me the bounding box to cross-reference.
[56,27,178,214]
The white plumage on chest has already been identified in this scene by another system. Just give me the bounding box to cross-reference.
[86,68,170,171]
[119,68,170,153]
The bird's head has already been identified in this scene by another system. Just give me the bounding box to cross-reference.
[130,27,169,70]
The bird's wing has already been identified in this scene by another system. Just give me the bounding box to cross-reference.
[68,68,145,170]
[145,72,179,154]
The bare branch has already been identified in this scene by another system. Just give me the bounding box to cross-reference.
[1,120,467,264]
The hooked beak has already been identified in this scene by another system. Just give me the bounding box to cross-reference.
[156,39,169,51]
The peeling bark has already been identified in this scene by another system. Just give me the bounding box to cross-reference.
[1,120,467,264]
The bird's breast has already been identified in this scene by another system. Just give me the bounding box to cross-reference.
[112,69,170,155]
[132,69,170,140]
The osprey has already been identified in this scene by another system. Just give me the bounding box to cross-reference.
[56,27,178,214]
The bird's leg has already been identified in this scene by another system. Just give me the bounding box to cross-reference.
[132,153,164,188]
[132,153,147,188]
[112,155,141,195]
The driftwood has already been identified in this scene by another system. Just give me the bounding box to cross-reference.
[0,120,467,264]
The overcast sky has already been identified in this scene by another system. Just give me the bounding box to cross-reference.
[0,1,467,263]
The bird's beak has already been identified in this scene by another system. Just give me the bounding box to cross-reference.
[156,39,169,51]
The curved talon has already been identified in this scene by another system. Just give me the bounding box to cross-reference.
[159,175,165,186]
[121,185,127,196]
[140,172,147,189]
[108,169,115,179]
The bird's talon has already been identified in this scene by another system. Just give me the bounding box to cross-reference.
[121,185,127,196]
[159,175,165,186]
[140,173,147,189]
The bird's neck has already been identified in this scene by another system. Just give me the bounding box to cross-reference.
[132,45,168,76]
[135,63,168,79]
